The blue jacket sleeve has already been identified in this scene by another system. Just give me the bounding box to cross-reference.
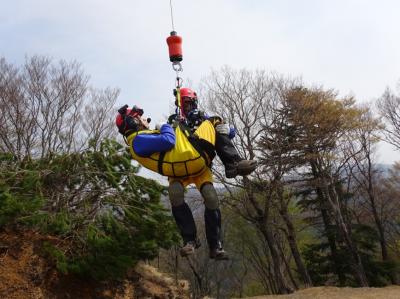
[132,124,176,157]
[229,127,236,139]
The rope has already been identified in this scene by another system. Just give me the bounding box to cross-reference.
[168,0,183,118]
[169,0,175,32]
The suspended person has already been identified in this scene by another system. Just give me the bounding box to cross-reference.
[168,87,257,178]
[116,104,230,260]
[165,88,257,259]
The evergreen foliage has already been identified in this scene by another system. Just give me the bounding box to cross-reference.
[303,223,396,287]
[0,139,179,279]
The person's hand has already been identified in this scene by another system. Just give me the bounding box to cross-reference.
[171,119,180,128]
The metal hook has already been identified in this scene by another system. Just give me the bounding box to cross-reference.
[172,61,183,72]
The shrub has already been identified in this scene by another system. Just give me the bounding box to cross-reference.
[0,140,179,279]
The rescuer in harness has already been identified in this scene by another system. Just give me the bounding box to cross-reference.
[168,87,257,178]
[116,104,230,260]
[162,22,257,259]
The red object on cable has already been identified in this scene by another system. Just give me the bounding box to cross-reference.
[166,31,183,62]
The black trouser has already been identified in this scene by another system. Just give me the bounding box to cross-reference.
[215,132,241,166]
[204,207,222,250]
[171,202,197,243]
[169,182,223,250]
[171,203,222,250]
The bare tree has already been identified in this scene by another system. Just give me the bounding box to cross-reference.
[202,67,298,294]
[81,87,120,151]
[377,85,400,150]
[0,55,119,159]
[378,163,400,260]
[201,67,379,288]
[346,108,392,260]
[0,58,37,158]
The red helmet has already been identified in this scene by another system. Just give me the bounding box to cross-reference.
[116,105,144,135]
[175,87,198,116]
[180,87,197,99]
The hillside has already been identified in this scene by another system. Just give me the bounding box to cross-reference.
[0,229,189,299]
[2,229,400,299]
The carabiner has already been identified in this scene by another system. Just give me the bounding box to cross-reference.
[172,61,183,72]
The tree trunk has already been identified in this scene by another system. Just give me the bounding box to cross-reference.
[259,223,294,294]
[364,155,390,263]
[274,178,313,288]
[315,178,346,285]
[367,177,399,284]
[276,237,299,289]
[310,159,368,286]
[322,177,369,287]
[278,201,313,287]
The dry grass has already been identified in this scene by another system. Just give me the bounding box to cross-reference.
[134,262,189,298]
[245,286,400,299]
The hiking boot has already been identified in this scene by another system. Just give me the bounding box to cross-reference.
[209,247,229,260]
[225,160,257,178]
[180,239,201,257]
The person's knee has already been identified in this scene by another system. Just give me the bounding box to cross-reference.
[168,181,185,207]
[215,123,230,136]
[200,183,219,210]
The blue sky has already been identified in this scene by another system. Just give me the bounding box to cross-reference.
[1,0,399,166]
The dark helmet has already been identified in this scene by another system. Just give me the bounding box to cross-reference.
[115,104,144,136]
[175,87,198,116]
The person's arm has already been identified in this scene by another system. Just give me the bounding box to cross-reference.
[132,124,175,156]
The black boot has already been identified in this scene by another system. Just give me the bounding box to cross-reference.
[172,203,200,256]
[204,208,229,260]
[209,246,229,260]
[215,133,257,178]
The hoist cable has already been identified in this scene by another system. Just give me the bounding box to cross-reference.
[168,0,183,118]
[169,0,175,32]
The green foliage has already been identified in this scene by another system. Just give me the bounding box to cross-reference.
[34,211,73,236]
[0,139,180,280]
[222,206,271,296]
[303,224,396,287]
[43,242,69,274]
[0,154,45,227]
[353,225,398,286]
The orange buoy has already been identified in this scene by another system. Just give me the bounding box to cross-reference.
[166,31,183,62]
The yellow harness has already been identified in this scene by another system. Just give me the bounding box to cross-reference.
[126,121,216,179]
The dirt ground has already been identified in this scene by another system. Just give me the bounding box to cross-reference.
[246,286,400,299]
[2,229,400,299]
[0,229,189,299]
